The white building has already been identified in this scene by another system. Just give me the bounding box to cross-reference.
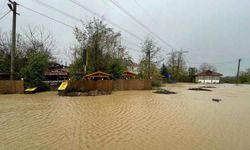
[195,70,223,84]
[127,63,140,75]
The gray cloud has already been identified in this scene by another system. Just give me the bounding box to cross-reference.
[0,0,249,75]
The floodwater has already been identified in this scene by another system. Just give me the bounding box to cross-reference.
[0,84,250,150]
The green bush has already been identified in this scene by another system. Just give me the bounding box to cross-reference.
[109,60,124,79]
[152,80,162,87]
[21,51,50,87]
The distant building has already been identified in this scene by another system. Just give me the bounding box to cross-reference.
[127,62,140,74]
[44,63,69,81]
[122,71,137,79]
[195,70,223,84]
[44,63,69,90]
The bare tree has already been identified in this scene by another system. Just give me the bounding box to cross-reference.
[72,18,130,73]
[23,25,55,56]
[166,51,186,80]
[199,63,216,72]
[0,30,25,73]
[139,37,161,79]
[0,26,55,80]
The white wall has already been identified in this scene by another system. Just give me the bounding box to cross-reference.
[196,76,220,84]
[127,66,139,74]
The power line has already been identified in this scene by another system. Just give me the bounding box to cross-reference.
[121,38,141,48]
[69,0,144,41]
[19,4,74,29]
[167,50,188,55]
[109,0,175,50]
[22,2,143,56]
[211,60,237,65]
[125,46,141,53]
[32,0,143,53]
[134,0,174,49]
[187,60,237,65]
[0,0,7,14]
[132,0,160,27]
[0,10,11,21]
[33,0,80,22]
[5,2,143,62]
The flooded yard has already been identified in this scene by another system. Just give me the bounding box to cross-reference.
[0,83,250,150]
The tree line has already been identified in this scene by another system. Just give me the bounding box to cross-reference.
[0,26,54,87]
[1,18,249,87]
[221,69,250,84]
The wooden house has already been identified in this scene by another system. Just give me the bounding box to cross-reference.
[44,68,69,81]
[44,64,69,90]
[122,71,137,79]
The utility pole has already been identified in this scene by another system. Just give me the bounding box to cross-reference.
[8,0,19,80]
[148,49,151,79]
[236,58,242,84]
[146,48,151,79]
[83,48,88,75]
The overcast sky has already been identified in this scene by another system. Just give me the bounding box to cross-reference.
[0,0,250,76]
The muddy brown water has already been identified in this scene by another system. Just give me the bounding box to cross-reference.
[0,84,250,150]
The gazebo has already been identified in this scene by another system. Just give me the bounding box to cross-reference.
[84,71,112,80]
[122,71,137,79]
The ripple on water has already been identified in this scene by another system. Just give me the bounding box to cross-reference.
[1,85,250,150]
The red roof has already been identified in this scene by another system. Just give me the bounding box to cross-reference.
[84,71,112,80]
[195,70,223,77]
[122,71,136,77]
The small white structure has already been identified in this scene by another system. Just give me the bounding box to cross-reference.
[195,70,223,84]
[127,62,140,74]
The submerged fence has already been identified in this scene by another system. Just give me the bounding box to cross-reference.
[68,80,113,91]
[68,79,152,91]
[0,80,24,94]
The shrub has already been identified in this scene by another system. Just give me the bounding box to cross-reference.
[152,80,162,87]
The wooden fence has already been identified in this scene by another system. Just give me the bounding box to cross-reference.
[68,79,151,91]
[0,79,151,94]
[68,80,113,91]
[0,80,24,94]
